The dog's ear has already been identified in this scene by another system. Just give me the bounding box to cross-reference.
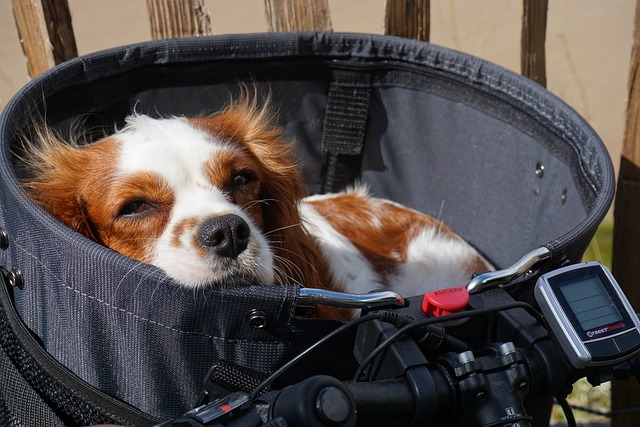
[194,96,308,223]
[233,112,332,289]
[21,129,109,240]
[193,97,333,287]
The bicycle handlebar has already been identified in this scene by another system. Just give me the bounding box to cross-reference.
[156,274,639,427]
[160,343,542,427]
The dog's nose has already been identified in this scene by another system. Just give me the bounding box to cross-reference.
[198,214,250,258]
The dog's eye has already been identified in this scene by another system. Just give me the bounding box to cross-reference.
[119,200,153,217]
[232,173,253,187]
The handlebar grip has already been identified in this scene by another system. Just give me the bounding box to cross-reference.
[346,365,453,426]
[271,375,357,427]
[346,379,415,424]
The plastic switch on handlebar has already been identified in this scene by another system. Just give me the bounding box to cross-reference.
[421,287,470,316]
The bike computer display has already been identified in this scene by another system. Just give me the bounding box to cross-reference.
[534,261,640,369]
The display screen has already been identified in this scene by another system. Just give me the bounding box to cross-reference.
[559,274,623,332]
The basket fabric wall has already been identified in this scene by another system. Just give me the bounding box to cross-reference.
[0,32,614,421]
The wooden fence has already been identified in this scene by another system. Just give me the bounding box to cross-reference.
[10,0,640,425]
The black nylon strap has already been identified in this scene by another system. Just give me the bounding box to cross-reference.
[197,359,269,406]
[321,70,372,193]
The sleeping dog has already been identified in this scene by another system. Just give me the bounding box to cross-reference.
[22,97,489,318]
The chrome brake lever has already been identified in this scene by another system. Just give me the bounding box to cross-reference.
[466,246,551,294]
[298,288,406,310]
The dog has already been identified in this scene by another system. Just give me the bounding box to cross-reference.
[21,97,489,318]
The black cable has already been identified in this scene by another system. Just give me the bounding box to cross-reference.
[555,396,577,427]
[248,312,383,400]
[565,404,609,418]
[352,301,543,381]
[610,406,640,416]
[567,403,640,417]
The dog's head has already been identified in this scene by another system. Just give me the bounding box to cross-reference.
[22,99,310,288]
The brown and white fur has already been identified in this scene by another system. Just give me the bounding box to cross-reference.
[22,98,489,318]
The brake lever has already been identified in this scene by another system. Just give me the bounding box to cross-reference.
[466,246,551,294]
[298,288,406,309]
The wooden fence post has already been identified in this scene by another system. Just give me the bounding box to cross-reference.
[384,0,430,42]
[611,1,640,425]
[146,0,211,40]
[521,0,548,87]
[264,0,332,32]
[11,0,77,78]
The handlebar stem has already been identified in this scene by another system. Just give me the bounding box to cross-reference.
[438,344,533,427]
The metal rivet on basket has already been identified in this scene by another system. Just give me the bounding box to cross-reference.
[535,162,545,178]
[7,267,24,290]
[247,309,268,329]
[0,229,8,250]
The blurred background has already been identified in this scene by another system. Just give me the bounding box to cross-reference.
[1,0,634,181]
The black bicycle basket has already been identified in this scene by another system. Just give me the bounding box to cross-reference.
[0,32,614,425]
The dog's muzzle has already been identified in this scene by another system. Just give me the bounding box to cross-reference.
[198,214,250,258]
